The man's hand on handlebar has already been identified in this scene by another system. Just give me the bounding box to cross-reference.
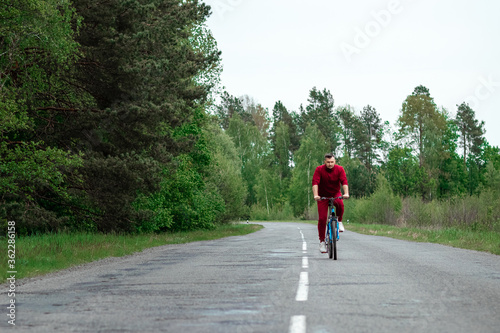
[318,196,345,201]
[314,196,321,202]
[342,194,350,200]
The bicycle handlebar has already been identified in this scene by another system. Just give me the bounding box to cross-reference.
[320,196,344,200]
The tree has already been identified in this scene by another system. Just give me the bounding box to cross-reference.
[241,95,270,137]
[397,85,446,168]
[273,121,292,181]
[2,0,223,233]
[482,161,500,195]
[1,0,84,232]
[254,168,278,215]
[455,102,485,166]
[227,113,268,205]
[299,87,339,153]
[270,100,300,156]
[338,154,373,198]
[384,146,423,197]
[190,23,223,111]
[437,118,467,198]
[483,145,500,171]
[336,105,359,158]
[359,105,383,172]
[289,124,328,217]
[202,118,247,222]
[215,91,245,129]
[69,0,223,231]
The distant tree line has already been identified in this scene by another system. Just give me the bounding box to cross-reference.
[215,85,500,219]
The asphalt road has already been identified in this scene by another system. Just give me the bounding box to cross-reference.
[1,222,499,332]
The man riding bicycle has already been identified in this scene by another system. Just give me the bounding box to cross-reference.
[312,153,349,253]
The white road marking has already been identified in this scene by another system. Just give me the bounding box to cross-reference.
[295,272,309,301]
[289,315,306,333]
[299,228,307,253]
[291,231,308,332]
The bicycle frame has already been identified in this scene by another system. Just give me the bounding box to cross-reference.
[328,203,339,242]
[322,196,342,260]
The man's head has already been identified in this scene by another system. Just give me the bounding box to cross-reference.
[324,153,336,169]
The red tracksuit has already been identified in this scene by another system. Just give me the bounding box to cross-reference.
[312,164,348,242]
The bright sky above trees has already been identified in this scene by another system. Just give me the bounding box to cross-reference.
[204,0,500,147]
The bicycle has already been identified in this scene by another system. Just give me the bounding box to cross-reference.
[321,196,343,260]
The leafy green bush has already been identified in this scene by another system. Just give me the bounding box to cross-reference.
[345,173,401,225]
[249,202,296,221]
[133,153,226,232]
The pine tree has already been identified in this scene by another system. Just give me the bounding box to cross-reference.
[299,87,339,153]
[455,102,485,166]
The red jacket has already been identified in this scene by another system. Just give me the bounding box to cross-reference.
[312,164,348,197]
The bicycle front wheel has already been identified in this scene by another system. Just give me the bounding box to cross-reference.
[327,222,333,259]
[333,218,338,260]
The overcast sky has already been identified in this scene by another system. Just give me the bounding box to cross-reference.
[203,0,500,147]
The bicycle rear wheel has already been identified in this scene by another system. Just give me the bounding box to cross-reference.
[333,218,338,260]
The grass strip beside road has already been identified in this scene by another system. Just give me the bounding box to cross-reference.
[1,223,263,283]
[301,220,500,256]
[348,223,500,255]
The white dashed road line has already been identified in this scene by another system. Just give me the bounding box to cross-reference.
[296,271,309,301]
[293,228,309,332]
[302,256,309,269]
[289,315,306,333]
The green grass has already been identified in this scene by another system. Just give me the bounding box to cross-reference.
[300,220,500,256]
[1,223,263,283]
[347,223,500,255]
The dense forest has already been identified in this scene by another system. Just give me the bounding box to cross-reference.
[2,0,500,235]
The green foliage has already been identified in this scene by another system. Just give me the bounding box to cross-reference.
[215,91,246,129]
[338,154,374,198]
[203,118,248,222]
[298,87,339,152]
[346,173,401,225]
[134,116,248,233]
[337,105,360,158]
[347,223,500,255]
[227,113,268,205]
[272,121,292,180]
[1,0,227,234]
[482,162,500,194]
[249,202,295,221]
[384,146,423,196]
[1,0,81,64]
[0,142,82,199]
[396,192,500,232]
[270,101,300,154]
[398,86,447,169]
[289,124,329,217]
[456,102,485,164]
[1,0,85,231]
[437,118,467,198]
[4,1,500,235]
[135,154,225,232]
